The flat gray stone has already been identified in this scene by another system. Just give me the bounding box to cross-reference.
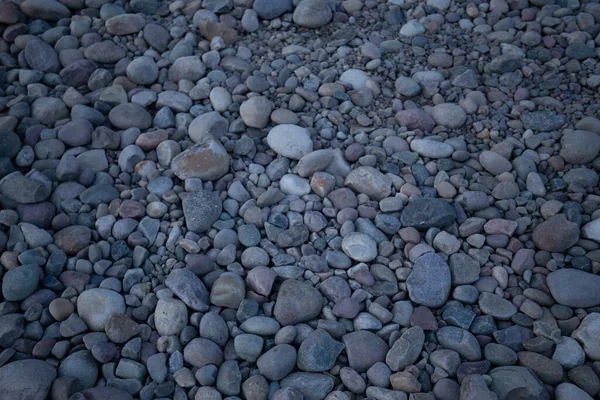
[165,268,210,312]
[406,253,451,308]
[0,360,56,400]
[546,269,600,308]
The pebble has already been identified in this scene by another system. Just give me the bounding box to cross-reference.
[77,288,126,331]
[406,253,451,308]
[341,232,377,262]
[0,359,56,400]
[267,124,313,160]
[293,0,332,28]
[257,344,297,381]
[240,96,272,128]
[274,279,323,326]
[297,329,345,372]
[182,190,222,233]
[546,269,600,308]
[410,139,454,158]
[532,214,580,252]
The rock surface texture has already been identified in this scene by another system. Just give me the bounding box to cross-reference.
[0,0,599,399]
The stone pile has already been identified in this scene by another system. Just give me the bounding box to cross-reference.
[0,0,600,399]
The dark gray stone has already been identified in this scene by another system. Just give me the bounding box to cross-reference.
[400,198,456,229]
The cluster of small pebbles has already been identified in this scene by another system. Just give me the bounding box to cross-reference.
[1,0,600,399]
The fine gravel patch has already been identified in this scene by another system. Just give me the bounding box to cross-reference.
[0,0,600,399]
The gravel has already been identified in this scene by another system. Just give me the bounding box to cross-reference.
[1,0,600,398]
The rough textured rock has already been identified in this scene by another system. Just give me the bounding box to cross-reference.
[274,279,323,326]
[532,214,580,252]
[0,360,56,400]
[406,253,451,308]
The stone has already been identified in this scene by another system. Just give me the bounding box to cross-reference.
[340,69,369,90]
[436,327,482,361]
[21,0,70,20]
[267,124,313,160]
[280,372,335,400]
[552,337,585,369]
[32,97,69,126]
[560,130,600,164]
[0,173,51,204]
[198,20,239,44]
[24,39,60,73]
[240,96,272,128]
[395,76,421,97]
[257,344,297,381]
[297,329,345,372]
[54,225,91,255]
[234,334,264,363]
[253,0,292,19]
[155,298,188,336]
[105,14,146,35]
[386,326,424,372]
[182,190,222,233]
[171,136,230,181]
[479,292,517,320]
[410,139,454,158]
[430,103,467,128]
[546,269,600,308]
[58,119,93,147]
[210,273,245,308]
[344,166,392,201]
[169,56,206,82]
[58,350,98,389]
[126,57,159,85]
[274,279,322,325]
[84,41,126,64]
[341,232,378,262]
[342,331,389,373]
[0,132,20,159]
[517,352,562,384]
[395,109,436,131]
[480,151,512,175]
[105,314,139,344]
[76,387,133,400]
[0,360,56,400]
[406,253,451,308]
[521,111,565,132]
[572,313,600,360]
[582,219,600,242]
[293,0,332,28]
[400,20,425,37]
[216,360,241,396]
[532,214,579,252]
[460,375,497,400]
[109,103,152,130]
[401,198,456,229]
[555,383,593,400]
[188,112,228,143]
[2,264,39,302]
[77,288,126,331]
[390,371,421,392]
[488,366,549,400]
[184,338,223,368]
[165,268,210,312]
